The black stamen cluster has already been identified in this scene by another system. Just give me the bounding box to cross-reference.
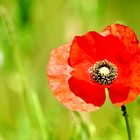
[89,59,118,85]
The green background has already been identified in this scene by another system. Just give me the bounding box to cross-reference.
[0,0,140,139]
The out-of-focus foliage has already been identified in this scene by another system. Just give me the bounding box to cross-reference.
[0,0,140,139]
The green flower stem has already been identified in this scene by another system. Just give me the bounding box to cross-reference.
[73,112,85,127]
[73,112,83,122]
[121,105,132,140]
[0,6,47,140]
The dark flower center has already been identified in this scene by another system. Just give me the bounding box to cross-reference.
[89,59,118,85]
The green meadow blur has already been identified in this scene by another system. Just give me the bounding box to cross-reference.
[0,0,140,140]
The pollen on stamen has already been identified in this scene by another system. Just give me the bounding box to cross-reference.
[89,59,118,85]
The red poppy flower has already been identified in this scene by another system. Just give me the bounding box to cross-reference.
[47,24,140,112]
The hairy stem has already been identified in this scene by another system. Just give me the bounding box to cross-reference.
[121,105,132,140]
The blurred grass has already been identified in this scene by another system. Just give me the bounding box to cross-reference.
[0,0,140,140]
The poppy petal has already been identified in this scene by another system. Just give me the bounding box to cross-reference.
[109,83,130,105]
[70,60,93,82]
[113,90,138,106]
[68,31,100,66]
[109,51,140,106]
[69,31,132,67]
[114,51,140,106]
[47,42,98,111]
[130,51,140,91]
[101,24,139,54]
[68,77,106,107]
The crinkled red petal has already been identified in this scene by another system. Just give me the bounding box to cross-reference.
[69,31,133,66]
[109,83,130,104]
[113,90,138,106]
[101,24,139,54]
[120,51,140,105]
[68,32,100,66]
[130,51,140,93]
[47,42,99,111]
[68,77,106,107]
[70,60,93,82]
